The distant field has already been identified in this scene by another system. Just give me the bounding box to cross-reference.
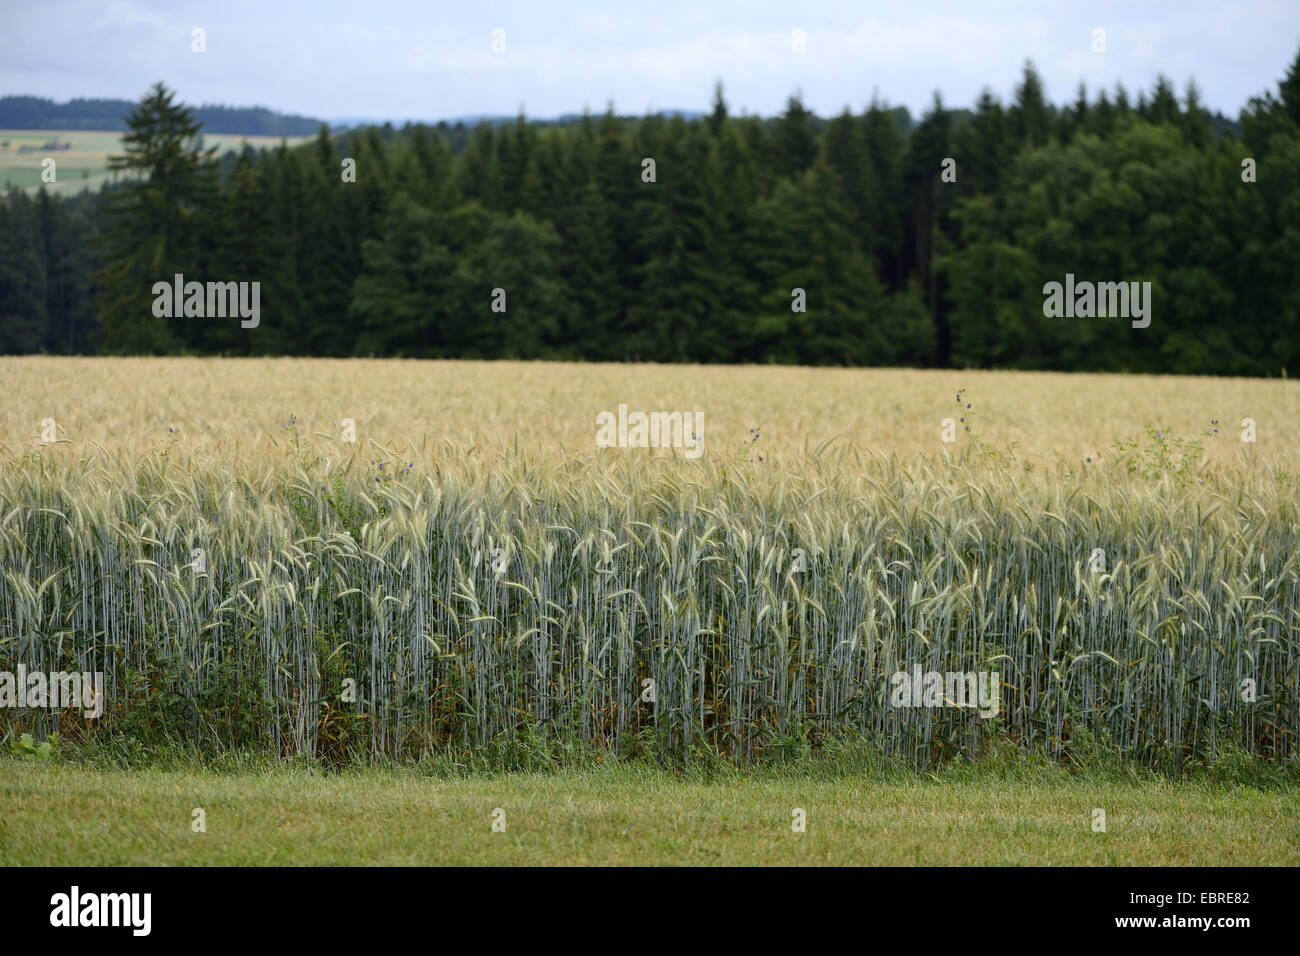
[0,129,312,196]
[1,356,1295,463]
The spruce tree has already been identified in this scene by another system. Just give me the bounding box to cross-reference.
[1278,44,1300,126]
[96,82,215,353]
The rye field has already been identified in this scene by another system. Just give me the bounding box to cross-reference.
[1,357,1297,773]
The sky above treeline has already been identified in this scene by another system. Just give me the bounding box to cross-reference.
[2,0,1297,123]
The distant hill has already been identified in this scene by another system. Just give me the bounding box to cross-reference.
[329,109,707,130]
[0,95,325,135]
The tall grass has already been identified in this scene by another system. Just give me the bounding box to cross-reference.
[2,434,1295,772]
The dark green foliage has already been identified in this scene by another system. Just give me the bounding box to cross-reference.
[94,82,217,354]
[3,51,1300,374]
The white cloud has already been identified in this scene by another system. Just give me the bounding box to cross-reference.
[1,0,1295,120]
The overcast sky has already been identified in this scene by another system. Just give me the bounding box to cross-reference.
[2,1,1297,122]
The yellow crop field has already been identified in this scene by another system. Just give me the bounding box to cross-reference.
[2,356,1295,466]
[0,357,1297,774]
[0,130,312,197]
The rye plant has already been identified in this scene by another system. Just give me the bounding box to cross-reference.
[1,428,1294,774]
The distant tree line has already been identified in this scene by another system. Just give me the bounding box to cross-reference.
[2,50,1299,375]
[0,95,324,135]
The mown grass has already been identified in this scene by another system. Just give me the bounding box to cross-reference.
[2,750,1297,865]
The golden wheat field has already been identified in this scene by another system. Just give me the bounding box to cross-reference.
[1,356,1296,465]
[1,356,1298,771]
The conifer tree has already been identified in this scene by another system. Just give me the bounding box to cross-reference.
[96,82,216,353]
